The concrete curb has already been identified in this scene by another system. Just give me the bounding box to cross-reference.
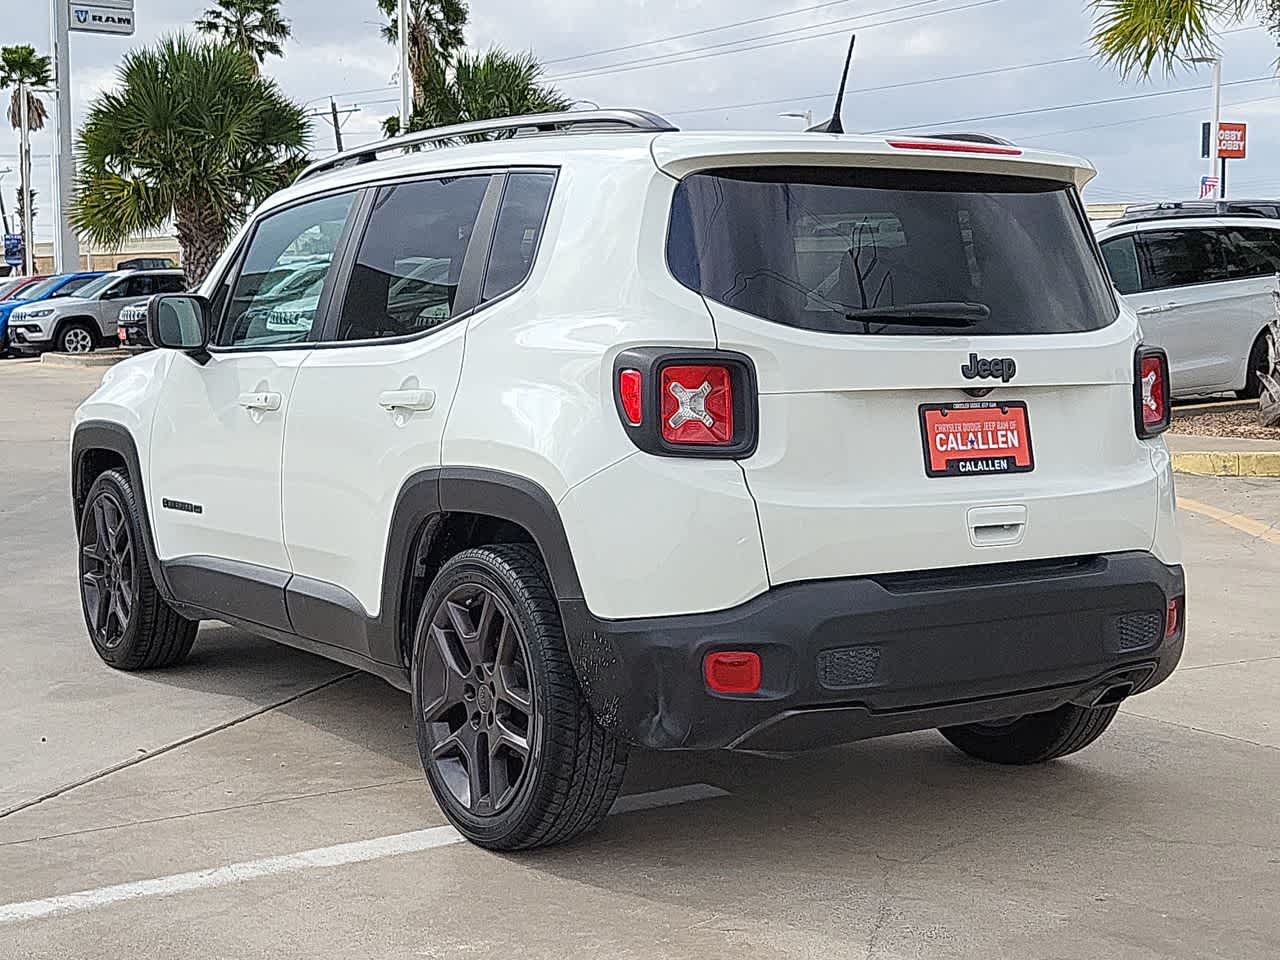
[1172,451,1280,477]
[39,351,129,369]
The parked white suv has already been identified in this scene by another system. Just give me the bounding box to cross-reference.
[70,111,1185,849]
[1097,214,1279,398]
[10,268,186,354]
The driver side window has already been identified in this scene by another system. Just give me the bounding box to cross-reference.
[217,192,357,348]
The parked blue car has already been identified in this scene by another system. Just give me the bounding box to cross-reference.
[0,272,105,353]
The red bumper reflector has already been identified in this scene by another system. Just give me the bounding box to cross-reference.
[704,651,762,694]
[617,368,643,426]
[1166,597,1183,639]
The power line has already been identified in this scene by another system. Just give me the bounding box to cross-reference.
[1026,92,1280,140]
[545,0,1004,84]
[861,74,1279,134]
[544,0,863,65]
[666,54,1093,118]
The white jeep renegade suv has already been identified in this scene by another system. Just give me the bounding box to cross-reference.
[70,110,1185,850]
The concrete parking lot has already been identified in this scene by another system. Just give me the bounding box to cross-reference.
[1,359,1277,959]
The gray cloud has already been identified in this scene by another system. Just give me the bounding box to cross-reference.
[6,0,1279,240]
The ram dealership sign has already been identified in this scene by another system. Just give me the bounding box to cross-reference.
[69,0,135,35]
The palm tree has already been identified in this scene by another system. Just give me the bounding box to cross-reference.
[378,0,467,112]
[195,0,291,70]
[383,48,571,138]
[0,45,51,133]
[1091,0,1275,76]
[73,35,309,283]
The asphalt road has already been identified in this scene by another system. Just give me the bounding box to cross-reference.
[1,360,1277,959]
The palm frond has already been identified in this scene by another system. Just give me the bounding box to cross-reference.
[1090,0,1259,77]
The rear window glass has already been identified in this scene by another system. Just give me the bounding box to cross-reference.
[667,167,1117,336]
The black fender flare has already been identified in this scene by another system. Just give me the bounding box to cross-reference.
[71,420,175,600]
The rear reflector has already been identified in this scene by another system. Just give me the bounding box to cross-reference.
[704,651,762,694]
[886,138,1022,156]
[617,369,643,426]
[1135,346,1171,438]
[661,364,733,445]
[1165,597,1183,639]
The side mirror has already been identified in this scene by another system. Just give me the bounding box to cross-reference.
[147,294,210,361]
[100,286,122,300]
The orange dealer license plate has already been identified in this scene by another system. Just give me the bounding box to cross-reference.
[919,401,1034,478]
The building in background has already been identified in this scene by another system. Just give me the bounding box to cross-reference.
[31,234,180,273]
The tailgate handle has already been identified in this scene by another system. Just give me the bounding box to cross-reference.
[968,505,1027,547]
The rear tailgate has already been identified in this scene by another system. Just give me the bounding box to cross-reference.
[658,137,1159,585]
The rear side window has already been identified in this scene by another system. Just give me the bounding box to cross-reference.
[482,172,555,302]
[1221,226,1280,279]
[667,167,1116,336]
[335,175,490,342]
[1100,235,1141,295]
[1136,229,1230,290]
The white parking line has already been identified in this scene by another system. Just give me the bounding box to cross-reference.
[0,783,729,926]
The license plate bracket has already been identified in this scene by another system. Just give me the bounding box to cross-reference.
[919,401,1034,478]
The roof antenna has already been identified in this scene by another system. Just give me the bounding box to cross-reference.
[808,34,855,134]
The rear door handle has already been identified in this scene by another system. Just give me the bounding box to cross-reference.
[238,391,282,412]
[378,389,436,412]
[1137,303,1179,316]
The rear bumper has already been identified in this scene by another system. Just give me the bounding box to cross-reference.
[560,551,1184,751]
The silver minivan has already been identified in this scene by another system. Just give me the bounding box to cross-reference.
[1096,216,1278,398]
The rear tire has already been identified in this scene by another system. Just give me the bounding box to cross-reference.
[1238,332,1269,399]
[78,469,198,670]
[58,322,97,354]
[939,702,1120,765]
[411,544,627,850]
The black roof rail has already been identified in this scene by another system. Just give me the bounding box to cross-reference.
[297,108,678,182]
[922,132,1017,146]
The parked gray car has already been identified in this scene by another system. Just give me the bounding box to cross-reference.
[8,269,186,354]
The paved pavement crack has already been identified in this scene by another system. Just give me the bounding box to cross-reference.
[1120,709,1279,753]
[0,775,420,848]
[1179,654,1280,671]
[0,671,358,821]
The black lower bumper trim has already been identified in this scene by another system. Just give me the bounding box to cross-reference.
[560,551,1185,751]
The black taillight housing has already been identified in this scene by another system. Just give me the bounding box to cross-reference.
[613,347,758,458]
[1134,346,1172,439]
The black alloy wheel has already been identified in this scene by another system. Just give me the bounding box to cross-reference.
[418,582,537,816]
[79,489,138,650]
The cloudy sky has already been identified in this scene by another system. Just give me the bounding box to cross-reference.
[5,0,1280,241]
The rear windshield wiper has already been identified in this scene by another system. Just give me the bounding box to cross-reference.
[842,302,990,327]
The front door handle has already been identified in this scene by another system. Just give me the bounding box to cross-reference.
[238,391,282,412]
[379,389,436,412]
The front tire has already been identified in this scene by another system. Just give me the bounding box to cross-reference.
[1239,332,1269,399]
[58,322,97,354]
[411,544,627,850]
[78,469,198,670]
[939,702,1120,765]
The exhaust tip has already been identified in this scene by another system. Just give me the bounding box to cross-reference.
[1092,682,1134,707]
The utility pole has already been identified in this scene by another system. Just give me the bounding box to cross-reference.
[1209,57,1223,198]
[330,98,345,152]
[305,101,360,152]
[52,0,80,272]
[19,82,34,276]
[399,0,412,132]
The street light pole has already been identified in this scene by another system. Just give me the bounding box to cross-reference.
[1209,56,1223,198]
[19,82,34,276]
[398,0,412,132]
[52,0,80,271]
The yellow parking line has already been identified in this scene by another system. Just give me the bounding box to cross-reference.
[1177,497,1280,546]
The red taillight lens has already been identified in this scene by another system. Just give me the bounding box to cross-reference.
[704,651,762,694]
[1135,347,1171,438]
[660,364,733,445]
[617,369,643,426]
[1165,597,1183,639]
